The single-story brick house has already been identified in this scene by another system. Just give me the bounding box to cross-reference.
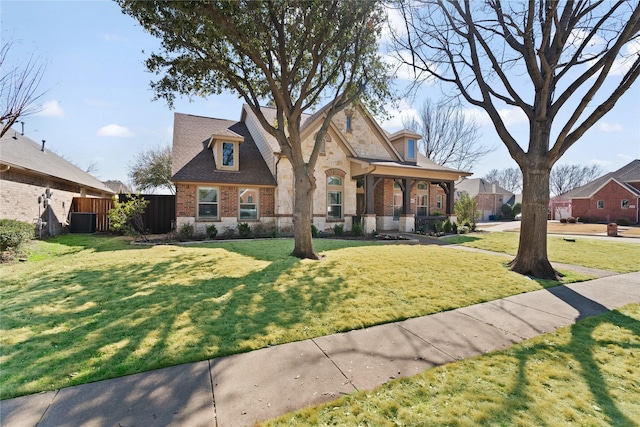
[0,129,115,235]
[455,178,515,221]
[172,104,472,235]
[563,159,640,224]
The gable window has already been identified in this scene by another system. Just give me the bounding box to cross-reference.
[622,199,629,209]
[597,200,604,209]
[239,188,258,220]
[416,181,429,216]
[346,116,352,132]
[327,176,343,219]
[198,187,218,219]
[436,195,443,210]
[407,139,416,160]
[222,142,235,167]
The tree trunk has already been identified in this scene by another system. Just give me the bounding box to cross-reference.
[509,164,559,280]
[290,166,319,259]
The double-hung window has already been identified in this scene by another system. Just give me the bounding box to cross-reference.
[597,200,604,209]
[622,199,629,209]
[198,187,219,219]
[327,176,343,219]
[416,182,429,216]
[239,188,258,220]
[436,195,443,210]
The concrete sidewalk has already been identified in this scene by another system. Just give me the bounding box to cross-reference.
[3,272,639,427]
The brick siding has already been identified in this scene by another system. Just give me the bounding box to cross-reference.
[571,180,638,223]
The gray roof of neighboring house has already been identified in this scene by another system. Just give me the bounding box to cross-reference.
[171,113,276,186]
[563,159,640,198]
[0,129,115,194]
[455,177,513,196]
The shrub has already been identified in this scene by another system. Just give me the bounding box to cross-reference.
[458,225,469,234]
[0,219,34,252]
[443,219,452,233]
[253,221,277,238]
[205,224,218,239]
[351,223,364,237]
[310,223,318,238]
[237,222,252,238]
[430,211,444,216]
[501,203,513,219]
[333,223,344,236]
[432,220,444,233]
[452,222,458,234]
[567,217,577,224]
[178,223,194,241]
[512,203,522,216]
[108,194,149,237]
[560,218,567,224]
[454,192,479,228]
[615,218,632,226]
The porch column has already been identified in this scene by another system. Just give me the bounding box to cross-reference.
[363,175,377,234]
[445,181,455,215]
[402,178,411,214]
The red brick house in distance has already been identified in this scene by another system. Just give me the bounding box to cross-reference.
[171,103,472,236]
[563,159,640,224]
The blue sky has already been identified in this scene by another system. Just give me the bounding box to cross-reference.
[2,1,639,186]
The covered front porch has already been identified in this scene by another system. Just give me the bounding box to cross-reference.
[350,157,471,234]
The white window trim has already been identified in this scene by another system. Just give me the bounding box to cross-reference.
[239,188,259,220]
[216,141,239,171]
[406,138,416,161]
[621,199,629,209]
[597,200,604,209]
[197,186,219,220]
[327,176,343,219]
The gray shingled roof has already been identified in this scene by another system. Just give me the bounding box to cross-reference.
[455,178,513,196]
[0,130,115,194]
[563,159,640,198]
[171,113,276,185]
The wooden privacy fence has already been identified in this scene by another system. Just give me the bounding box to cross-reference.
[71,195,176,234]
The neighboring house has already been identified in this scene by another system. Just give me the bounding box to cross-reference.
[563,159,640,224]
[0,129,115,235]
[455,178,514,221]
[172,104,472,235]
[549,195,572,220]
[103,180,132,194]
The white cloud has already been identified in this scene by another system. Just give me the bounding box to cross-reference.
[378,99,419,132]
[498,108,528,126]
[97,124,133,138]
[36,100,65,118]
[599,122,623,132]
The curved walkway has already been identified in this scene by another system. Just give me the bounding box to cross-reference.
[3,268,639,427]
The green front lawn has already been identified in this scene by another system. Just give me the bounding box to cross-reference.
[445,232,640,273]
[266,303,640,426]
[1,235,589,399]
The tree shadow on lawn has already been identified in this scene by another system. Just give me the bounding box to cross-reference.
[1,243,356,399]
[479,294,639,426]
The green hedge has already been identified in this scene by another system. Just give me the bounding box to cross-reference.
[0,219,35,251]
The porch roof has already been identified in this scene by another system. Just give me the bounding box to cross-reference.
[349,153,471,182]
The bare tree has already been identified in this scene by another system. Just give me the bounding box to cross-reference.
[402,98,493,171]
[128,145,175,194]
[484,167,523,193]
[0,42,46,138]
[393,0,640,279]
[550,163,603,196]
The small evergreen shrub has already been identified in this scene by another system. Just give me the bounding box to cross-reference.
[452,222,458,234]
[501,203,513,219]
[237,222,252,238]
[310,223,318,238]
[432,220,444,233]
[205,224,218,239]
[615,218,632,226]
[512,203,522,216]
[443,219,452,233]
[352,223,364,237]
[333,223,344,236]
[0,219,34,252]
[567,217,577,223]
[560,218,568,224]
[178,223,194,241]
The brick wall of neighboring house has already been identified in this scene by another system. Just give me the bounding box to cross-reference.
[0,169,110,235]
[475,193,506,219]
[571,180,639,223]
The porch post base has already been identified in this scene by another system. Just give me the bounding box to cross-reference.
[399,215,415,233]
[363,214,377,234]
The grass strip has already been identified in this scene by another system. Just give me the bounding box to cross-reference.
[265,303,640,427]
[445,232,640,273]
